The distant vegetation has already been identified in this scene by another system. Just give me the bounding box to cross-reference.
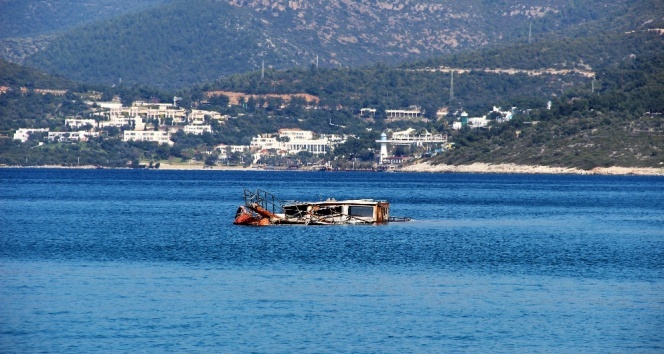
[17,0,630,89]
[1,0,662,169]
[1,32,662,169]
[0,0,167,39]
[432,42,664,169]
[0,59,74,89]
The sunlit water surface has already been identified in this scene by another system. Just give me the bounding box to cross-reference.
[1,169,663,352]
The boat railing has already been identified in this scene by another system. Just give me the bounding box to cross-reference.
[243,189,284,215]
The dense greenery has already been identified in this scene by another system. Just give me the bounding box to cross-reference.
[1,1,662,169]
[18,0,628,89]
[0,59,74,88]
[205,64,580,118]
[0,0,167,39]
[407,27,664,74]
[0,59,174,132]
[23,0,281,89]
[434,50,664,169]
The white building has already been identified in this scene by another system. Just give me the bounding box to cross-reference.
[452,110,492,130]
[214,144,229,160]
[278,129,314,141]
[360,108,377,117]
[184,125,212,135]
[65,118,96,129]
[386,107,422,119]
[279,129,329,154]
[229,145,249,153]
[321,133,346,146]
[89,101,123,109]
[144,106,187,124]
[467,117,490,128]
[250,135,281,150]
[251,130,331,155]
[92,101,187,125]
[13,128,49,142]
[282,139,329,154]
[90,101,225,128]
[391,128,417,140]
[492,106,515,122]
[48,131,99,142]
[123,130,173,145]
[98,116,146,130]
[133,101,173,109]
[189,109,223,124]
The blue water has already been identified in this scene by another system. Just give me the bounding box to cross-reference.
[1,169,663,352]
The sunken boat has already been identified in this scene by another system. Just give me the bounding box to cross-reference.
[234,189,410,226]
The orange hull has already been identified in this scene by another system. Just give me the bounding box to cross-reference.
[233,206,274,226]
[234,213,260,225]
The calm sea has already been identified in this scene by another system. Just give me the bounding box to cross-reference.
[1,169,663,352]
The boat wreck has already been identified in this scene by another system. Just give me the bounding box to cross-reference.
[234,189,410,226]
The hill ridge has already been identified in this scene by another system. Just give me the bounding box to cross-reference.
[14,0,631,88]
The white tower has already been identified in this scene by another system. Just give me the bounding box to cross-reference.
[379,132,388,164]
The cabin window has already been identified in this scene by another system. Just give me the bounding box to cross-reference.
[316,206,342,216]
[284,205,308,217]
[349,206,373,218]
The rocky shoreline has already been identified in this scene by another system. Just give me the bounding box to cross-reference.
[399,162,664,176]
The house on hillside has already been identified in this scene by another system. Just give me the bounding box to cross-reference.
[48,131,99,143]
[251,129,332,155]
[13,128,49,142]
[65,118,96,129]
[385,106,422,119]
[183,125,212,135]
[123,130,173,146]
[189,109,224,124]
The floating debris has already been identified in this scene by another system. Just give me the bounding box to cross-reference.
[234,189,411,226]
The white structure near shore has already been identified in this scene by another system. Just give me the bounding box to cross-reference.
[250,129,335,155]
[123,130,173,145]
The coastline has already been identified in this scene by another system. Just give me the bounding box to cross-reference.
[398,162,664,176]
[0,163,256,171]
[3,162,663,175]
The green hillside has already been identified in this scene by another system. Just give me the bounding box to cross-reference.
[0,0,167,38]
[1,0,662,170]
[0,59,73,88]
[19,0,628,89]
[430,36,664,169]
[22,1,288,89]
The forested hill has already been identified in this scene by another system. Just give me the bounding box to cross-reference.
[18,0,628,89]
[1,0,662,169]
[0,0,168,39]
[0,0,168,64]
[0,59,74,89]
[405,0,664,73]
[427,36,664,169]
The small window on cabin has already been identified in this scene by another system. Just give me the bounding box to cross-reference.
[284,205,307,217]
[349,206,373,218]
[316,206,341,216]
